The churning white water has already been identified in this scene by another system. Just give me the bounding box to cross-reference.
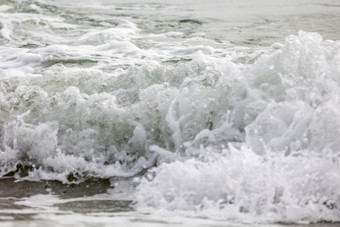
[0,0,340,226]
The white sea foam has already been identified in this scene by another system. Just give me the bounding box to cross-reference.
[136,146,340,223]
[134,32,340,223]
[0,0,340,224]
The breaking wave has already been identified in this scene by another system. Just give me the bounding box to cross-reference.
[0,0,340,223]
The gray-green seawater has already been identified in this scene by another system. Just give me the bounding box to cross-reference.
[0,0,340,226]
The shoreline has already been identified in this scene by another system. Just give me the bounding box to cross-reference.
[0,178,339,227]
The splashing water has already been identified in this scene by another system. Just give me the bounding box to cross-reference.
[0,0,340,225]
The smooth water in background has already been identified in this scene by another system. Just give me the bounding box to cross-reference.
[0,0,340,226]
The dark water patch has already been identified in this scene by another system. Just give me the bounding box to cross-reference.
[3,163,37,178]
[0,177,112,199]
[0,177,49,198]
[47,178,111,199]
[20,43,44,48]
[42,58,98,68]
[179,19,203,25]
[163,57,192,64]
[56,200,133,213]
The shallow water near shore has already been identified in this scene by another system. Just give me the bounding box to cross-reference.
[0,179,339,227]
[1,0,340,226]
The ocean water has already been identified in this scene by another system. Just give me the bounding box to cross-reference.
[0,0,340,226]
